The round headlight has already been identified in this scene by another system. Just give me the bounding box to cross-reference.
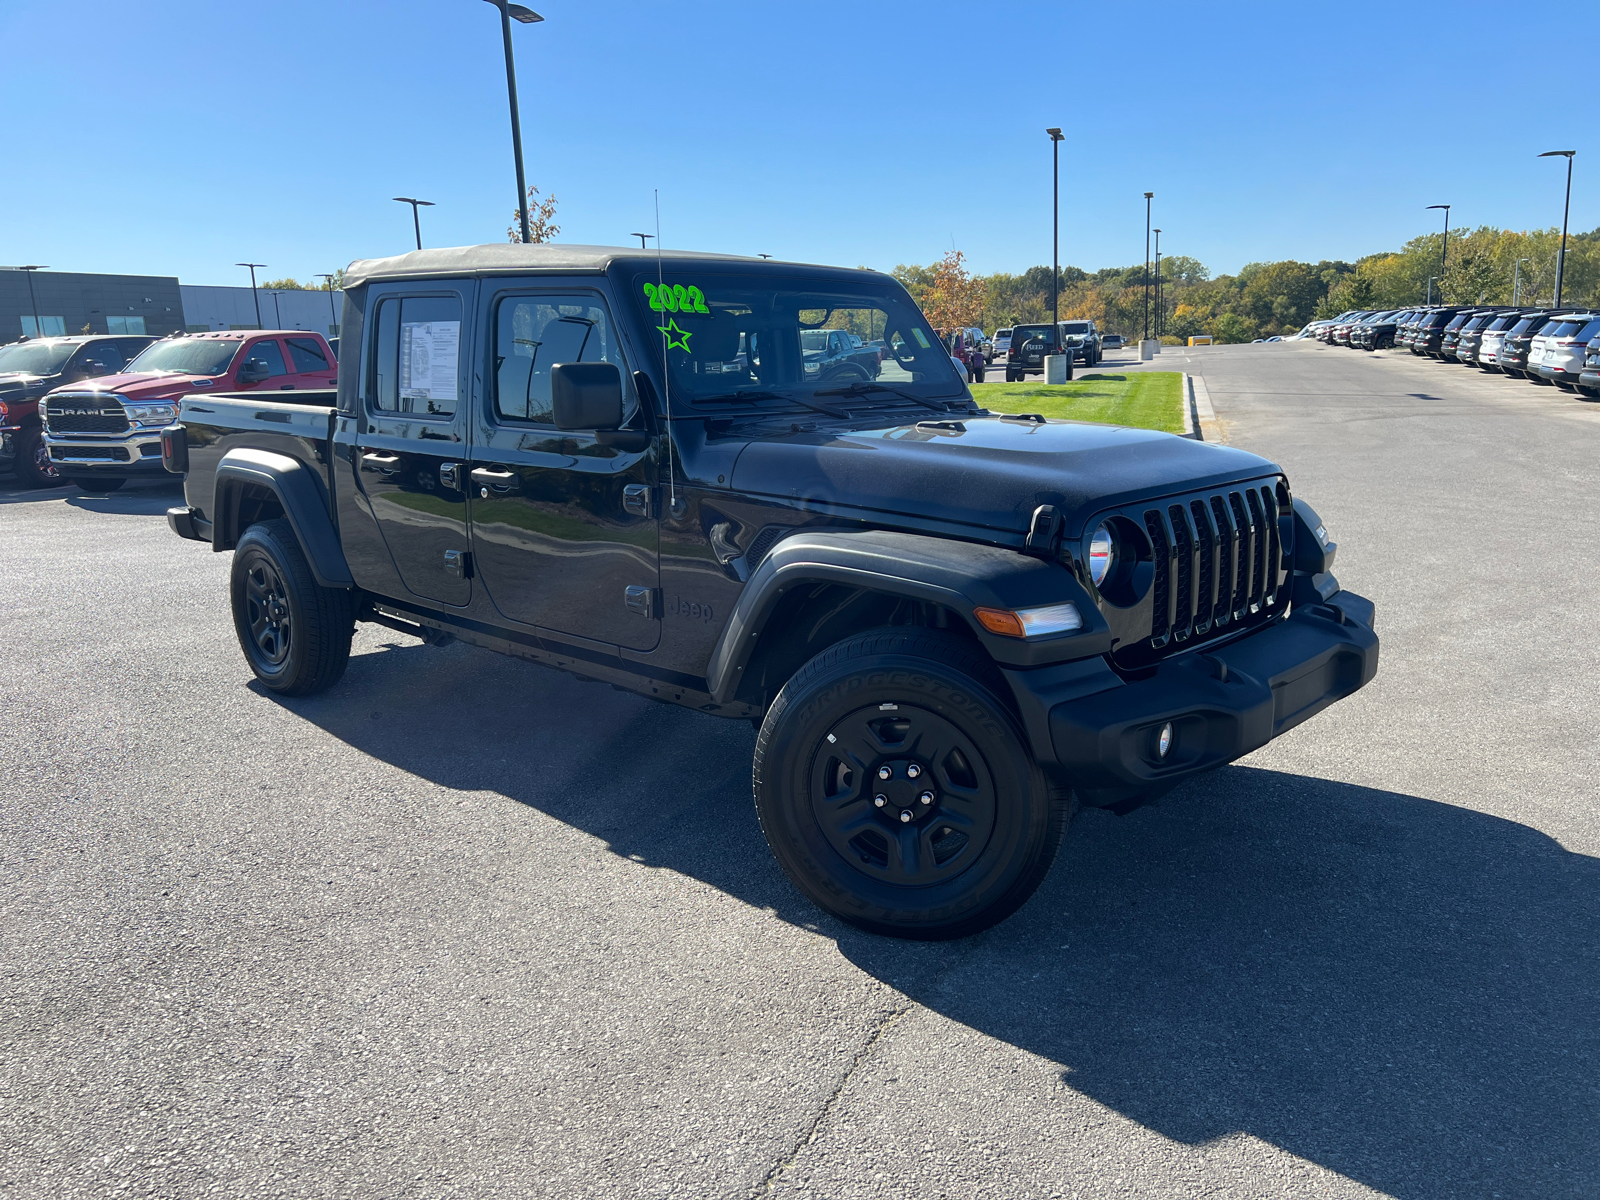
[1088,524,1115,586]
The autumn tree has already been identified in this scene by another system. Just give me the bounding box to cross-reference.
[914,250,988,332]
[507,184,560,244]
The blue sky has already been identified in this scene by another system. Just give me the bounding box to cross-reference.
[2,0,1591,286]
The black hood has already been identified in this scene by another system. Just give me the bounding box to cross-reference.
[0,372,51,398]
[728,414,1279,537]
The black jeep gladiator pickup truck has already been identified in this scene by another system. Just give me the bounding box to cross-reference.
[163,244,1378,939]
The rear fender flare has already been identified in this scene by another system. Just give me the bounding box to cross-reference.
[213,448,352,589]
[705,528,1110,704]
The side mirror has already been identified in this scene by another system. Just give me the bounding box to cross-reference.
[238,359,270,384]
[552,362,624,431]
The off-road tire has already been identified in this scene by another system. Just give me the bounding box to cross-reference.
[70,477,124,494]
[15,427,64,488]
[753,627,1072,939]
[230,519,354,696]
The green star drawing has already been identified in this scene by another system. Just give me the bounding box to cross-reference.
[657,318,693,352]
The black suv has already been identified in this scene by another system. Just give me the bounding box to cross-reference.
[0,334,156,487]
[1500,311,1571,379]
[162,244,1378,940]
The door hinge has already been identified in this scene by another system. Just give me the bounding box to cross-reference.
[1024,504,1064,560]
[622,483,656,518]
[624,584,662,619]
[443,549,473,579]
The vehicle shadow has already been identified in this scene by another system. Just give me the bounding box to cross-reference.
[266,639,1600,1199]
[0,475,183,511]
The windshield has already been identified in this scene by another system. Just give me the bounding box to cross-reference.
[630,274,965,408]
[124,338,242,376]
[0,341,76,375]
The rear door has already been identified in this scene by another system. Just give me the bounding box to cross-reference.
[467,281,659,650]
[354,286,473,607]
[283,335,338,390]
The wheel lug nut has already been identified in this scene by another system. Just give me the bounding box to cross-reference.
[877,766,892,780]
[873,794,887,808]
[919,791,934,805]
[899,810,913,823]
[906,764,922,779]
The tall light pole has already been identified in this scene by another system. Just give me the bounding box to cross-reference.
[1539,150,1576,308]
[1426,204,1451,284]
[236,262,265,328]
[15,265,47,338]
[315,273,339,334]
[1426,276,1439,305]
[630,233,654,250]
[1046,128,1064,328]
[483,1,543,244]
[1512,258,1529,306]
[1143,192,1154,342]
[1153,229,1162,339]
[392,197,434,250]
[269,291,285,328]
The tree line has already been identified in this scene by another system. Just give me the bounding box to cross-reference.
[893,225,1600,344]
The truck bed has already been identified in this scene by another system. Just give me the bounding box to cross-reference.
[179,391,340,529]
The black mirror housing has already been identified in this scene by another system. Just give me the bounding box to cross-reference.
[552,362,624,431]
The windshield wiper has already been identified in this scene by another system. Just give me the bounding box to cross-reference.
[710,388,851,418]
[814,381,958,413]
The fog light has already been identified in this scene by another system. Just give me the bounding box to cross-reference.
[1157,722,1173,759]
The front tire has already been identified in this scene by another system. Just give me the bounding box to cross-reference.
[230,519,354,696]
[15,427,64,488]
[753,628,1071,940]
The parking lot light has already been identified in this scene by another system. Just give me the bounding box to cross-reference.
[1426,205,1451,276]
[1153,229,1162,338]
[483,0,544,244]
[315,274,339,334]
[15,265,47,339]
[393,197,435,251]
[1538,151,1576,307]
[235,263,266,328]
[1143,193,1154,343]
[1512,258,1529,306]
[1047,128,1063,327]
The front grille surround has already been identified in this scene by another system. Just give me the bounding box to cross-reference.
[45,392,128,435]
[1082,477,1291,670]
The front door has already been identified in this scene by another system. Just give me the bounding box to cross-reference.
[467,285,658,650]
[354,288,472,607]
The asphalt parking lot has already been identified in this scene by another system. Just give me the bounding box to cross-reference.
[4,342,1598,1199]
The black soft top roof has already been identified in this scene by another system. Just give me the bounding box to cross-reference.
[342,243,888,290]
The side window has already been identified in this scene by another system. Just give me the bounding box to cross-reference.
[286,336,330,373]
[493,292,624,424]
[369,295,461,416]
[75,343,124,376]
[245,339,289,378]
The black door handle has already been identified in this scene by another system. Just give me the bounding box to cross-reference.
[361,452,401,473]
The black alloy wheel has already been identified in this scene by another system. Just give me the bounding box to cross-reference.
[753,627,1071,939]
[229,519,354,696]
[15,427,64,488]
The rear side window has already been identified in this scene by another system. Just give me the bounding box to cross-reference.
[370,295,461,416]
[493,292,624,424]
[245,339,288,377]
[286,337,330,373]
[1576,317,1600,342]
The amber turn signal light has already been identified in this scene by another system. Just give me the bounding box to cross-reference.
[973,603,1083,639]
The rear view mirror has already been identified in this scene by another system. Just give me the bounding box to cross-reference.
[238,359,270,384]
[552,362,624,431]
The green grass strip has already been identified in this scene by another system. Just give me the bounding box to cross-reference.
[970,371,1185,433]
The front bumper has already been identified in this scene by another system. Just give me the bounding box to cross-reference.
[46,432,167,475]
[1008,589,1378,803]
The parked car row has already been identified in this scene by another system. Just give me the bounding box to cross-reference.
[1309,306,1600,396]
[0,328,338,492]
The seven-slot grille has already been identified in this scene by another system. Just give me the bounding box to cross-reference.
[45,394,128,435]
[1139,481,1286,650]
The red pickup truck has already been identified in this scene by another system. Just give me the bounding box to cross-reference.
[41,330,337,493]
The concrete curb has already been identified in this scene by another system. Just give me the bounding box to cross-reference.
[1186,373,1226,443]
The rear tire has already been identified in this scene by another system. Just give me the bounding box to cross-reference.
[230,518,354,696]
[752,627,1071,940]
[70,477,124,494]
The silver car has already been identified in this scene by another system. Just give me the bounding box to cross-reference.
[1476,311,1525,371]
[992,328,1012,360]
[1533,313,1600,389]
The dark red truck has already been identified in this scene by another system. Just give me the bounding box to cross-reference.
[40,330,337,493]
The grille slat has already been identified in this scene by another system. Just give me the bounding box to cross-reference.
[46,409,129,435]
[1228,492,1253,618]
[1245,489,1267,610]
[1260,487,1282,607]
[1167,505,1194,642]
[1190,499,1216,634]
[1210,495,1236,628]
[1144,510,1171,645]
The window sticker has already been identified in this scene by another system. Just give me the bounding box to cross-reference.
[911,327,931,348]
[400,320,460,404]
[644,282,711,314]
[657,318,693,352]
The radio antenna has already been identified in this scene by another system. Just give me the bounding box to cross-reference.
[654,188,675,517]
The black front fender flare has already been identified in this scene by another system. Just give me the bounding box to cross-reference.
[213,448,353,589]
[705,528,1110,704]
